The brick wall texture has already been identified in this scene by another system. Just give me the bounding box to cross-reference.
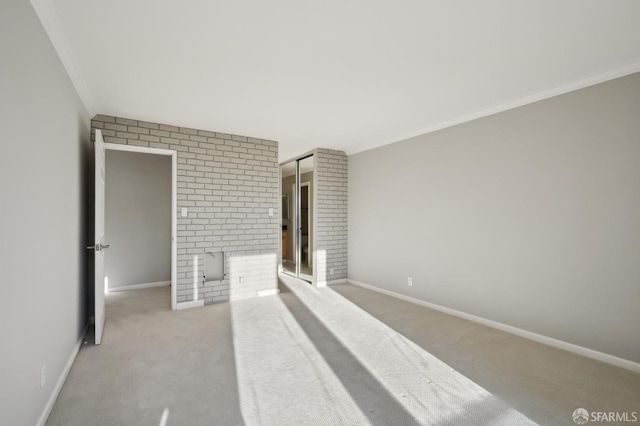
[314,148,348,284]
[92,115,279,304]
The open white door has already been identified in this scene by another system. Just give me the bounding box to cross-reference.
[92,129,108,345]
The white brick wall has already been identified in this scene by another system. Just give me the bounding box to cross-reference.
[314,148,348,284]
[92,115,279,304]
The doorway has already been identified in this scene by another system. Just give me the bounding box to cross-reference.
[281,155,314,282]
[103,143,177,311]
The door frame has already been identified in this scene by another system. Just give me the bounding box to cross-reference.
[104,143,178,310]
[280,154,314,283]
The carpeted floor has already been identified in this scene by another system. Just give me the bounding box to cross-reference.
[45,276,640,425]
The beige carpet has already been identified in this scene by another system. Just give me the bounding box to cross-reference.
[45,276,640,425]
[234,275,534,425]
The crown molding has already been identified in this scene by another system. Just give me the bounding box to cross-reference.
[30,0,97,117]
[348,61,640,156]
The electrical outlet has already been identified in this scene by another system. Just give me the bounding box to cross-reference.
[239,276,244,283]
[41,365,46,389]
[408,277,413,286]
[329,268,335,276]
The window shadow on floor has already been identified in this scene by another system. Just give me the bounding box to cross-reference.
[326,283,640,426]
[278,278,420,426]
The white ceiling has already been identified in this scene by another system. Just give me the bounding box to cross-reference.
[42,0,640,161]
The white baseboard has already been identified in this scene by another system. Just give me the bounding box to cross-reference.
[257,288,280,297]
[37,323,89,426]
[109,281,170,292]
[348,279,640,373]
[316,278,347,287]
[176,299,204,310]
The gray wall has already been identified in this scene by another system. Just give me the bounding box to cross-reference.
[105,150,171,288]
[0,1,91,425]
[92,115,279,304]
[349,72,640,363]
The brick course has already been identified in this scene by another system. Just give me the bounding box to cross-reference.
[314,149,348,284]
[92,115,279,304]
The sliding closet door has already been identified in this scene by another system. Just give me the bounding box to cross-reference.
[281,161,296,275]
[297,155,314,281]
[280,155,314,282]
